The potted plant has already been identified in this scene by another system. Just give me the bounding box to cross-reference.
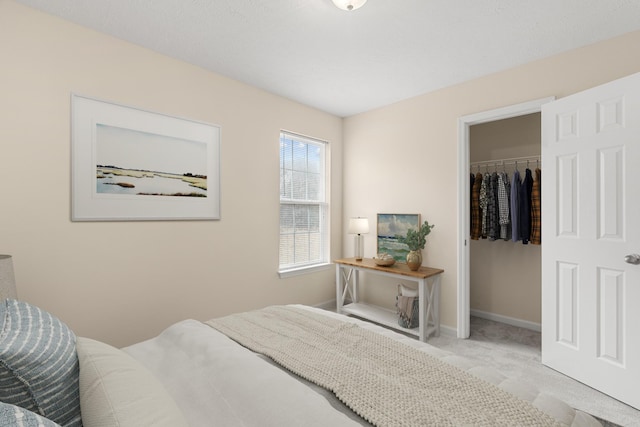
[396,220,435,271]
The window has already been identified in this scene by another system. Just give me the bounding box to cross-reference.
[279,131,329,274]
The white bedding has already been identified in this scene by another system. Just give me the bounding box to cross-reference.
[123,305,601,427]
[123,316,363,426]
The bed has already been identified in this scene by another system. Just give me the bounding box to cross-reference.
[0,298,602,426]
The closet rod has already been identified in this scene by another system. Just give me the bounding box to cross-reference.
[470,155,540,167]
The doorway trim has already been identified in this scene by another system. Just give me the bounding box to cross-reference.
[456,96,554,338]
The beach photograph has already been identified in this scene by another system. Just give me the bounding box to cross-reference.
[95,124,208,197]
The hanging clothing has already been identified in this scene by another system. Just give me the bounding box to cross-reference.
[470,173,483,240]
[479,174,488,238]
[497,172,511,240]
[487,172,499,240]
[510,170,521,242]
[530,168,541,245]
[471,160,540,245]
[519,168,533,244]
[470,173,475,230]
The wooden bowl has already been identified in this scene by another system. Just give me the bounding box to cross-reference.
[373,257,396,267]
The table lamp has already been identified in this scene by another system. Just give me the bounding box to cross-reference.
[348,217,369,261]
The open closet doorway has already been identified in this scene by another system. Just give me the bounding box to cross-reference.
[456,97,553,339]
[469,114,542,331]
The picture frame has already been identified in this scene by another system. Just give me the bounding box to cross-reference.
[376,213,420,262]
[71,94,221,221]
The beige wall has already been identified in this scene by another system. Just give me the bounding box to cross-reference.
[469,114,541,324]
[343,30,640,330]
[4,0,640,344]
[0,1,343,347]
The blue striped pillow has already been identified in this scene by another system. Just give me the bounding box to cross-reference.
[0,401,62,427]
[0,299,82,427]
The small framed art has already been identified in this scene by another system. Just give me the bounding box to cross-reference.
[376,213,420,262]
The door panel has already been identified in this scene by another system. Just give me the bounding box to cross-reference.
[542,72,640,409]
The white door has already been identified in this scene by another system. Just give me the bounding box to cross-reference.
[541,72,640,409]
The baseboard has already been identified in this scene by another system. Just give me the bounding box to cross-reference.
[438,324,457,337]
[313,299,337,311]
[470,309,541,332]
[318,303,533,336]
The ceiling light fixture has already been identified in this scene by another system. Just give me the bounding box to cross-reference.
[332,0,367,11]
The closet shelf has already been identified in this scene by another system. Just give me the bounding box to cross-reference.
[470,155,540,170]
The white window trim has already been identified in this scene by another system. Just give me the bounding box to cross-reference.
[278,130,330,275]
[278,262,333,278]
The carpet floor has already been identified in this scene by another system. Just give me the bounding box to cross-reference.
[426,317,639,427]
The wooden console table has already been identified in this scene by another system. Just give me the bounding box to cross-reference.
[335,257,444,342]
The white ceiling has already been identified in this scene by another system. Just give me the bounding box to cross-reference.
[15,0,640,117]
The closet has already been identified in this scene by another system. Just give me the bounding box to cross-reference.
[468,112,542,331]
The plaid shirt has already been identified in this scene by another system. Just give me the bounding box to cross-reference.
[479,174,488,238]
[487,172,499,240]
[530,168,541,245]
[498,172,511,240]
[470,173,483,240]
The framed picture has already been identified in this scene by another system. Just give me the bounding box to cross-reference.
[376,213,420,262]
[71,94,221,221]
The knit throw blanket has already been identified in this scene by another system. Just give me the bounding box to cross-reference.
[207,306,564,427]
[396,295,418,329]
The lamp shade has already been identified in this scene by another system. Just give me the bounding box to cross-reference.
[348,217,369,234]
[0,255,17,300]
[331,0,367,11]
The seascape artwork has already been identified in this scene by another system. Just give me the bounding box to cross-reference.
[377,213,420,262]
[96,124,207,198]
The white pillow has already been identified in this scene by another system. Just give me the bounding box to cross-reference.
[76,337,189,427]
